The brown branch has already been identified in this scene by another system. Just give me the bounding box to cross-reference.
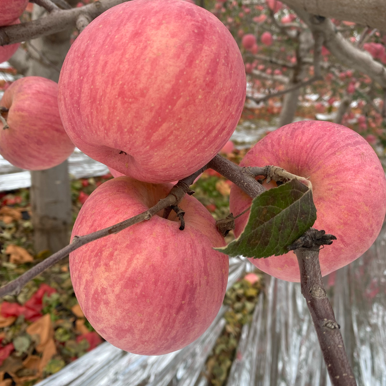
[0,166,204,298]
[208,155,265,199]
[247,54,296,69]
[52,0,72,9]
[76,14,92,33]
[247,75,322,103]
[250,69,289,84]
[0,0,130,46]
[30,0,60,12]
[292,228,356,386]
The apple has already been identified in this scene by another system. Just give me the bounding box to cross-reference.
[0,77,75,170]
[229,120,386,282]
[58,0,246,184]
[0,20,21,64]
[242,34,256,50]
[261,31,273,46]
[221,140,235,154]
[69,177,229,355]
[0,0,28,26]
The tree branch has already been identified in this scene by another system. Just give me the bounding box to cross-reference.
[0,0,130,46]
[292,228,357,386]
[290,8,386,88]
[248,75,322,103]
[280,0,386,34]
[31,0,60,13]
[0,166,204,298]
[0,155,264,298]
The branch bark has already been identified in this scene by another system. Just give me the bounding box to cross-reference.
[292,229,357,386]
[0,0,131,46]
[280,0,386,34]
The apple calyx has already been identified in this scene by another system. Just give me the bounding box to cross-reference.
[287,228,337,251]
[0,106,9,129]
[243,165,313,190]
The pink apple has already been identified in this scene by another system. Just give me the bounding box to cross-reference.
[229,120,386,282]
[70,177,229,355]
[108,167,125,178]
[266,0,283,13]
[221,140,235,154]
[58,0,246,184]
[0,0,28,26]
[242,34,256,50]
[0,20,21,64]
[0,77,74,170]
[261,31,273,46]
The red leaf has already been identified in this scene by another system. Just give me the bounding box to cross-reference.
[0,343,14,365]
[76,332,102,352]
[1,302,24,318]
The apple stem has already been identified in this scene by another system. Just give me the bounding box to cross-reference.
[171,205,185,230]
[292,228,357,386]
[0,114,9,130]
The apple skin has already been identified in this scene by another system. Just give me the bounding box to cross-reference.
[0,20,20,64]
[0,77,75,170]
[229,120,386,282]
[58,0,246,184]
[0,0,28,26]
[70,177,229,355]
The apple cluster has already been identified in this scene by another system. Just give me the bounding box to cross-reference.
[57,0,245,355]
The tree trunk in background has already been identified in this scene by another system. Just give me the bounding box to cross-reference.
[278,31,313,127]
[334,95,352,124]
[9,2,78,253]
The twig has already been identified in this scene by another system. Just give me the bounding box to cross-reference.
[0,166,204,298]
[291,228,357,386]
[248,75,322,103]
[30,0,60,12]
[0,0,131,46]
[76,14,92,33]
[250,69,289,84]
[246,54,296,69]
[208,155,265,199]
[52,0,72,9]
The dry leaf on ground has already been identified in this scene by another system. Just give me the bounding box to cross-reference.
[0,207,22,224]
[75,319,89,335]
[26,314,53,353]
[71,304,84,318]
[5,245,34,265]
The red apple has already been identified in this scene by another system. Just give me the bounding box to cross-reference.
[0,20,21,64]
[242,34,256,50]
[221,140,235,154]
[261,31,273,46]
[58,0,246,184]
[0,77,74,170]
[0,0,28,26]
[70,177,229,355]
[229,120,386,282]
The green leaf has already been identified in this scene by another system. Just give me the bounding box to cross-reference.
[217,179,317,258]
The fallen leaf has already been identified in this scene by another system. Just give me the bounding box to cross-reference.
[71,304,84,318]
[13,335,31,354]
[38,339,56,374]
[0,343,14,366]
[26,314,53,353]
[0,207,22,224]
[76,332,102,352]
[0,379,12,386]
[0,314,16,328]
[5,245,34,265]
[23,355,40,370]
[75,319,89,335]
